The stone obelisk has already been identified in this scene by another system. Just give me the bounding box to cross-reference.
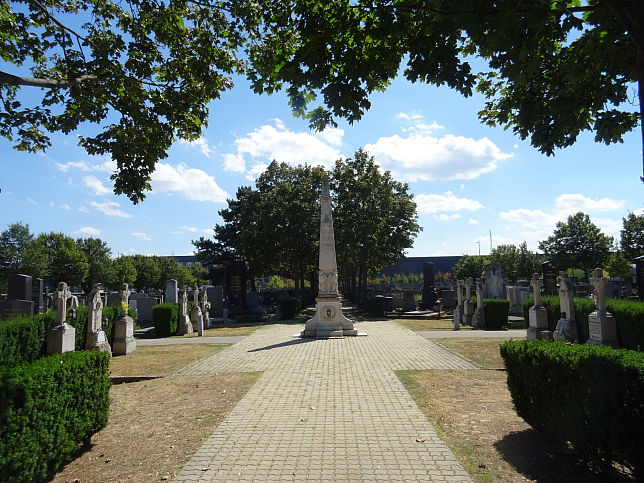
[302,177,358,338]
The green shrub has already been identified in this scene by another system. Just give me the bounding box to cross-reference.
[152,303,179,337]
[0,317,47,367]
[364,297,385,317]
[500,340,644,477]
[522,296,644,348]
[483,299,509,329]
[280,298,300,320]
[0,351,111,482]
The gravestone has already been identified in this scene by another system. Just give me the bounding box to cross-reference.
[176,289,193,335]
[383,296,394,313]
[113,283,136,355]
[636,256,644,300]
[201,288,210,329]
[165,279,178,304]
[0,273,34,318]
[136,297,157,326]
[586,268,618,347]
[47,282,76,354]
[483,263,505,299]
[453,280,464,330]
[439,288,455,311]
[463,278,474,325]
[302,176,358,338]
[527,273,549,341]
[420,262,435,309]
[246,291,260,314]
[32,278,44,314]
[86,283,111,354]
[207,286,223,318]
[473,279,486,329]
[554,272,578,342]
[190,285,203,331]
[402,290,417,312]
[542,261,558,295]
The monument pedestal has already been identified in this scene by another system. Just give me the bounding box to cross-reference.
[113,315,136,355]
[586,310,618,347]
[176,315,193,335]
[473,307,486,329]
[87,330,112,354]
[302,297,357,338]
[553,317,578,342]
[191,306,202,331]
[453,306,462,330]
[463,301,474,325]
[47,323,76,354]
[527,306,549,341]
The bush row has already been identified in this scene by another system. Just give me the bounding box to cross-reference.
[0,317,47,367]
[0,351,111,482]
[522,296,644,349]
[482,299,510,329]
[153,303,179,337]
[500,340,644,477]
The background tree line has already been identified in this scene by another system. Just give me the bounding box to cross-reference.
[0,224,207,293]
[193,150,421,301]
[452,211,644,281]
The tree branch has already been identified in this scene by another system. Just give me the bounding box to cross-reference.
[354,2,602,17]
[29,0,91,45]
[0,70,96,88]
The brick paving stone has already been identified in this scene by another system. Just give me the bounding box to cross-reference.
[175,321,476,481]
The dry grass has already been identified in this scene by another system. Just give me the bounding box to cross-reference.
[398,339,634,482]
[109,344,228,376]
[171,324,260,338]
[395,317,465,331]
[52,345,260,482]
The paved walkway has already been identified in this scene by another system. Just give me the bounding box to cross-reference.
[418,329,526,339]
[137,335,246,346]
[174,321,478,482]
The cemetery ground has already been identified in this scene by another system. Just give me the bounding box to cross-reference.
[52,320,633,482]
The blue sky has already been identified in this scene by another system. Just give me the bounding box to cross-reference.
[1,73,642,259]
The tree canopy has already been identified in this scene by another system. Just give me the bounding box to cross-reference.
[0,221,33,292]
[538,211,613,280]
[620,212,644,260]
[2,0,642,203]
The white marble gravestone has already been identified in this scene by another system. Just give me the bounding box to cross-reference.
[453,280,464,330]
[473,279,486,329]
[176,288,194,335]
[86,283,111,354]
[47,282,76,354]
[463,278,474,325]
[586,268,618,347]
[554,272,578,342]
[302,176,359,338]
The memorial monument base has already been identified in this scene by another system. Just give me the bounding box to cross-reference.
[87,330,112,354]
[302,297,358,338]
[527,306,549,341]
[47,323,76,354]
[586,310,618,347]
[554,317,578,343]
[113,315,136,355]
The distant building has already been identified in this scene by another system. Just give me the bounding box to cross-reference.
[164,255,201,267]
[380,256,462,277]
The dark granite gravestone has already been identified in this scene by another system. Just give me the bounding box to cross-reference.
[32,278,44,314]
[542,261,558,295]
[8,274,31,300]
[420,262,436,309]
[0,274,34,317]
[636,256,644,300]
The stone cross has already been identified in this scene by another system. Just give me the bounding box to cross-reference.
[88,283,103,332]
[465,277,473,301]
[52,282,72,325]
[530,273,542,307]
[119,283,130,306]
[475,279,484,307]
[558,272,575,321]
[590,268,608,312]
[201,287,208,312]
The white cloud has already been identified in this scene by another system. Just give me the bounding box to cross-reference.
[634,208,644,216]
[180,136,213,158]
[151,162,228,203]
[246,162,269,181]
[553,193,625,213]
[222,119,342,176]
[76,226,101,236]
[398,112,423,122]
[365,133,513,182]
[56,161,91,172]
[90,201,133,218]
[416,191,484,215]
[181,226,201,233]
[26,197,37,205]
[49,202,71,209]
[83,176,111,196]
[132,232,152,241]
[468,218,479,225]
[434,214,461,221]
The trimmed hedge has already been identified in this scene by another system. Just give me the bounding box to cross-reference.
[482,298,509,329]
[152,303,179,338]
[522,296,644,348]
[0,317,47,367]
[365,297,385,317]
[280,298,300,320]
[500,340,644,476]
[0,351,111,482]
